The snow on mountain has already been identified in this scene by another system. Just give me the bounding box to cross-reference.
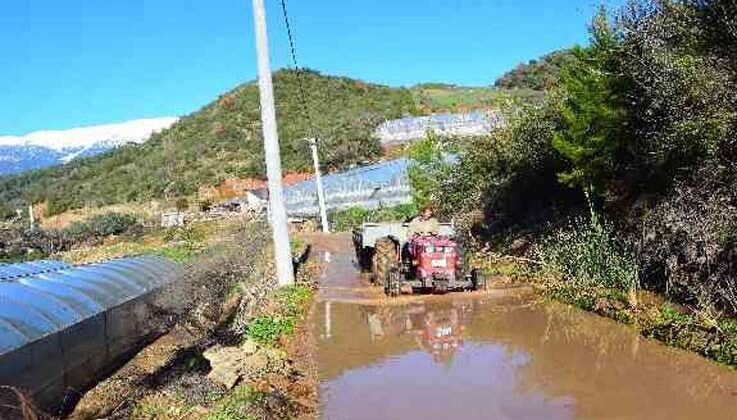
[0,117,178,176]
[0,117,178,152]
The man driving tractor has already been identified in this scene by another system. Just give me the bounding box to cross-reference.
[406,206,440,267]
[407,205,440,237]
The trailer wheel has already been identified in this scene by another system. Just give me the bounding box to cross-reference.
[385,267,401,297]
[372,237,397,287]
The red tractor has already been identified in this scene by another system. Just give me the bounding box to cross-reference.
[353,222,486,297]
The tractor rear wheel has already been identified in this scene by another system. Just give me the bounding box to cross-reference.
[372,237,397,287]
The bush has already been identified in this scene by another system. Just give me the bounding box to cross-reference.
[537,211,639,293]
[0,225,71,262]
[638,163,737,314]
[330,203,418,232]
[0,212,142,262]
[437,104,581,241]
[0,203,15,221]
[66,212,140,244]
[406,133,456,208]
[614,2,736,191]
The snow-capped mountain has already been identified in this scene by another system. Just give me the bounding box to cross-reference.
[0,117,178,176]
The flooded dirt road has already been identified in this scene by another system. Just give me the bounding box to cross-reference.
[310,234,737,420]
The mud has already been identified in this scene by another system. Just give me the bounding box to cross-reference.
[311,233,737,420]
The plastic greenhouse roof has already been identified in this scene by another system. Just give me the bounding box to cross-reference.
[286,158,410,196]
[0,260,70,280]
[0,256,182,356]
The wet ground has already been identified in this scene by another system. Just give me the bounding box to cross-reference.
[309,233,737,420]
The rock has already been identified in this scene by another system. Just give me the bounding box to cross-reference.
[203,346,246,389]
[241,339,259,355]
[202,343,275,389]
[241,353,270,376]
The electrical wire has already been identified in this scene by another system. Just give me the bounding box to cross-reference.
[277,0,318,141]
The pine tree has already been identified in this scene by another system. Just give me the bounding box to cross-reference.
[552,8,627,194]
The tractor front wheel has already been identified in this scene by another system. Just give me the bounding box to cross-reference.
[385,267,401,297]
[472,269,487,291]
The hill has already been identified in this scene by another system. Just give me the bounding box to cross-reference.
[0,70,417,215]
[494,49,576,90]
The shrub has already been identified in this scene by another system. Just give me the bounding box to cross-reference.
[329,203,418,232]
[638,164,737,314]
[0,226,69,262]
[438,104,580,241]
[537,211,639,293]
[0,203,15,221]
[65,212,140,244]
[406,133,455,208]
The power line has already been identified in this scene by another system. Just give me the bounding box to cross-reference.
[277,0,330,232]
[277,0,317,139]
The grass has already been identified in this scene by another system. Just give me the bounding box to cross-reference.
[206,386,260,420]
[131,393,201,420]
[411,85,545,113]
[245,285,313,346]
[641,304,737,366]
[536,214,639,293]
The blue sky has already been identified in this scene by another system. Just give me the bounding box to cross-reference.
[1,0,623,135]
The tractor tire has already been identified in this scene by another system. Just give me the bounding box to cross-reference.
[472,269,487,291]
[372,237,397,287]
[385,267,401,297]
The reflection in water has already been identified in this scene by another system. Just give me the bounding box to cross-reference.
[364,301,472,364]
[316,296,737,420]
[318,298,574,420]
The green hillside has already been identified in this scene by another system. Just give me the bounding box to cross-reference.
[0,70,417,215]
[494,49,576,90]
[411,84,543,113]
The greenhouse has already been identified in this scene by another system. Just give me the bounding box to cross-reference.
[0,256,183,410]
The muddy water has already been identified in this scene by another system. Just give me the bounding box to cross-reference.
[311,234,737,420]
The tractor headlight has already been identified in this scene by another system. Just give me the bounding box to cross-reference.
[425,246,435,253]
[444,247,454,254]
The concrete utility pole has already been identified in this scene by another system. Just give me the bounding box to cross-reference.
[28,204,35,230]
[308,138,330,233]
[252,0,294,287]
